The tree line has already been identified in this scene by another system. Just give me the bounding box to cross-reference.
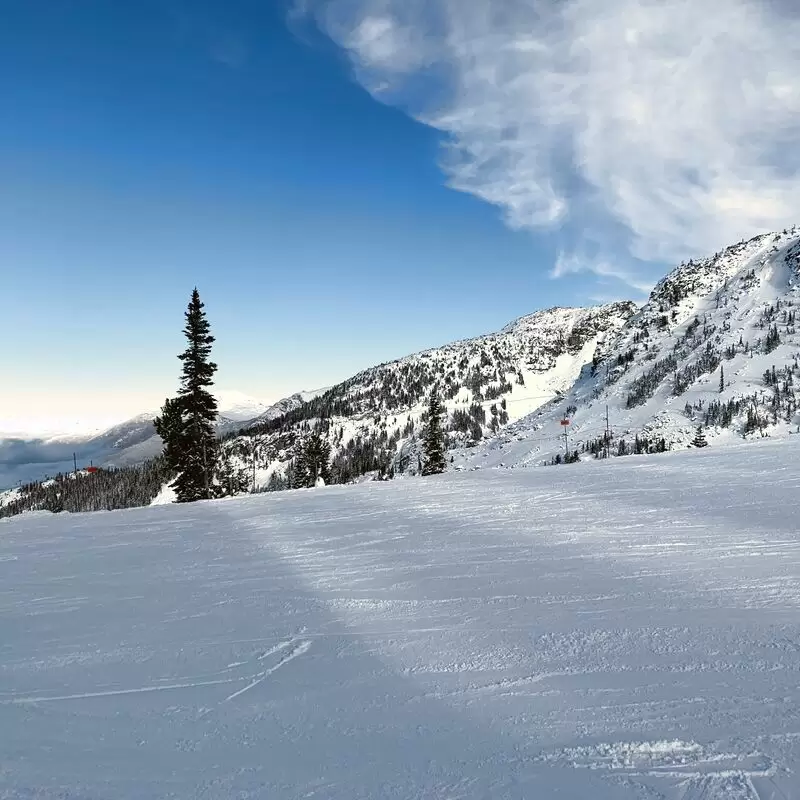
[0,459,170,519]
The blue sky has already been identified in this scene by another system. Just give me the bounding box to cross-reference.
[2,0,797,432]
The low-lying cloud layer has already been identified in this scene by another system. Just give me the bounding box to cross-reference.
[301,0,800,282]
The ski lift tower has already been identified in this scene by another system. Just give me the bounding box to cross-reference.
[560,416,571,461]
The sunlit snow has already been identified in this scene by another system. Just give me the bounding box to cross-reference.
[2,439,799,798]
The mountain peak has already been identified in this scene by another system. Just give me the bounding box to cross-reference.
[213,390,274,423]
[227,301,638,488]
[460,226,800,469]
[501,301,638,335]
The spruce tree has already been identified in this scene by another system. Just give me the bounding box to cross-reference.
[719,365,724,394]
[692,425,708,448]
[154,396,185,474]
[295,432,332,487]
[422,392,447,475]
[171,288,219,502]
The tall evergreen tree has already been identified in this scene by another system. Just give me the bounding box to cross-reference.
[692,425,708,448]
[422,391,447,476]
[719,365,725,394]
[295,432,332,487]
[170,288,219,502]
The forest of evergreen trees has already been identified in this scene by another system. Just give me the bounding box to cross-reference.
[0,459,170,519]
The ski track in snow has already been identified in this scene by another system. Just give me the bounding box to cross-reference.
[3,441,800,798]
[224,639,312,702]
[4,638,314,707]
[6,677,243,705]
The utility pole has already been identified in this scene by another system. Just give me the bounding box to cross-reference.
[202,438,209,500]
[604,404,611,459]
[251,438,259,494]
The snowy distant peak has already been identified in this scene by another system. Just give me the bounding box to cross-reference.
[496,303,639,367]
[299,387,329,403]
[329,302,635,420]
[87,414,157,450]
[88,392,272,443]
[213,390,274,423]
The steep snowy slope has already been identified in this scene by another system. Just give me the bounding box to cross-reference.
[223,303,636,487]
[465,227,800,468]
[3,439,800,799]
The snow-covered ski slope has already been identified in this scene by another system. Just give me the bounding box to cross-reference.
[3,438,800,799]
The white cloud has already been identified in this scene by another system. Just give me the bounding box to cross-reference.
[300,0,800,269]
[0,390,163,437]
[347,17,410,69]
[552,252,653,296]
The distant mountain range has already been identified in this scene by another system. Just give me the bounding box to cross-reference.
[0,390,324,490]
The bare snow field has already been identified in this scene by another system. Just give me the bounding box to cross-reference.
[3,439,800,798]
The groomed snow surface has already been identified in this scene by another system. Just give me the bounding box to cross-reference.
[3,440,800,799]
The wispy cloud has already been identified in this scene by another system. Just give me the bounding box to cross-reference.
[552,252,653,296]
[299,0,800,272]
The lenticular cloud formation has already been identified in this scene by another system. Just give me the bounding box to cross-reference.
[305,0,800,265]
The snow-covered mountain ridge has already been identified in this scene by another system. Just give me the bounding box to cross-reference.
[220,302,637,487]
[463,226,800,468]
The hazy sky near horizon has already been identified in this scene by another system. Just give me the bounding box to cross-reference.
[3,0,800,433]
